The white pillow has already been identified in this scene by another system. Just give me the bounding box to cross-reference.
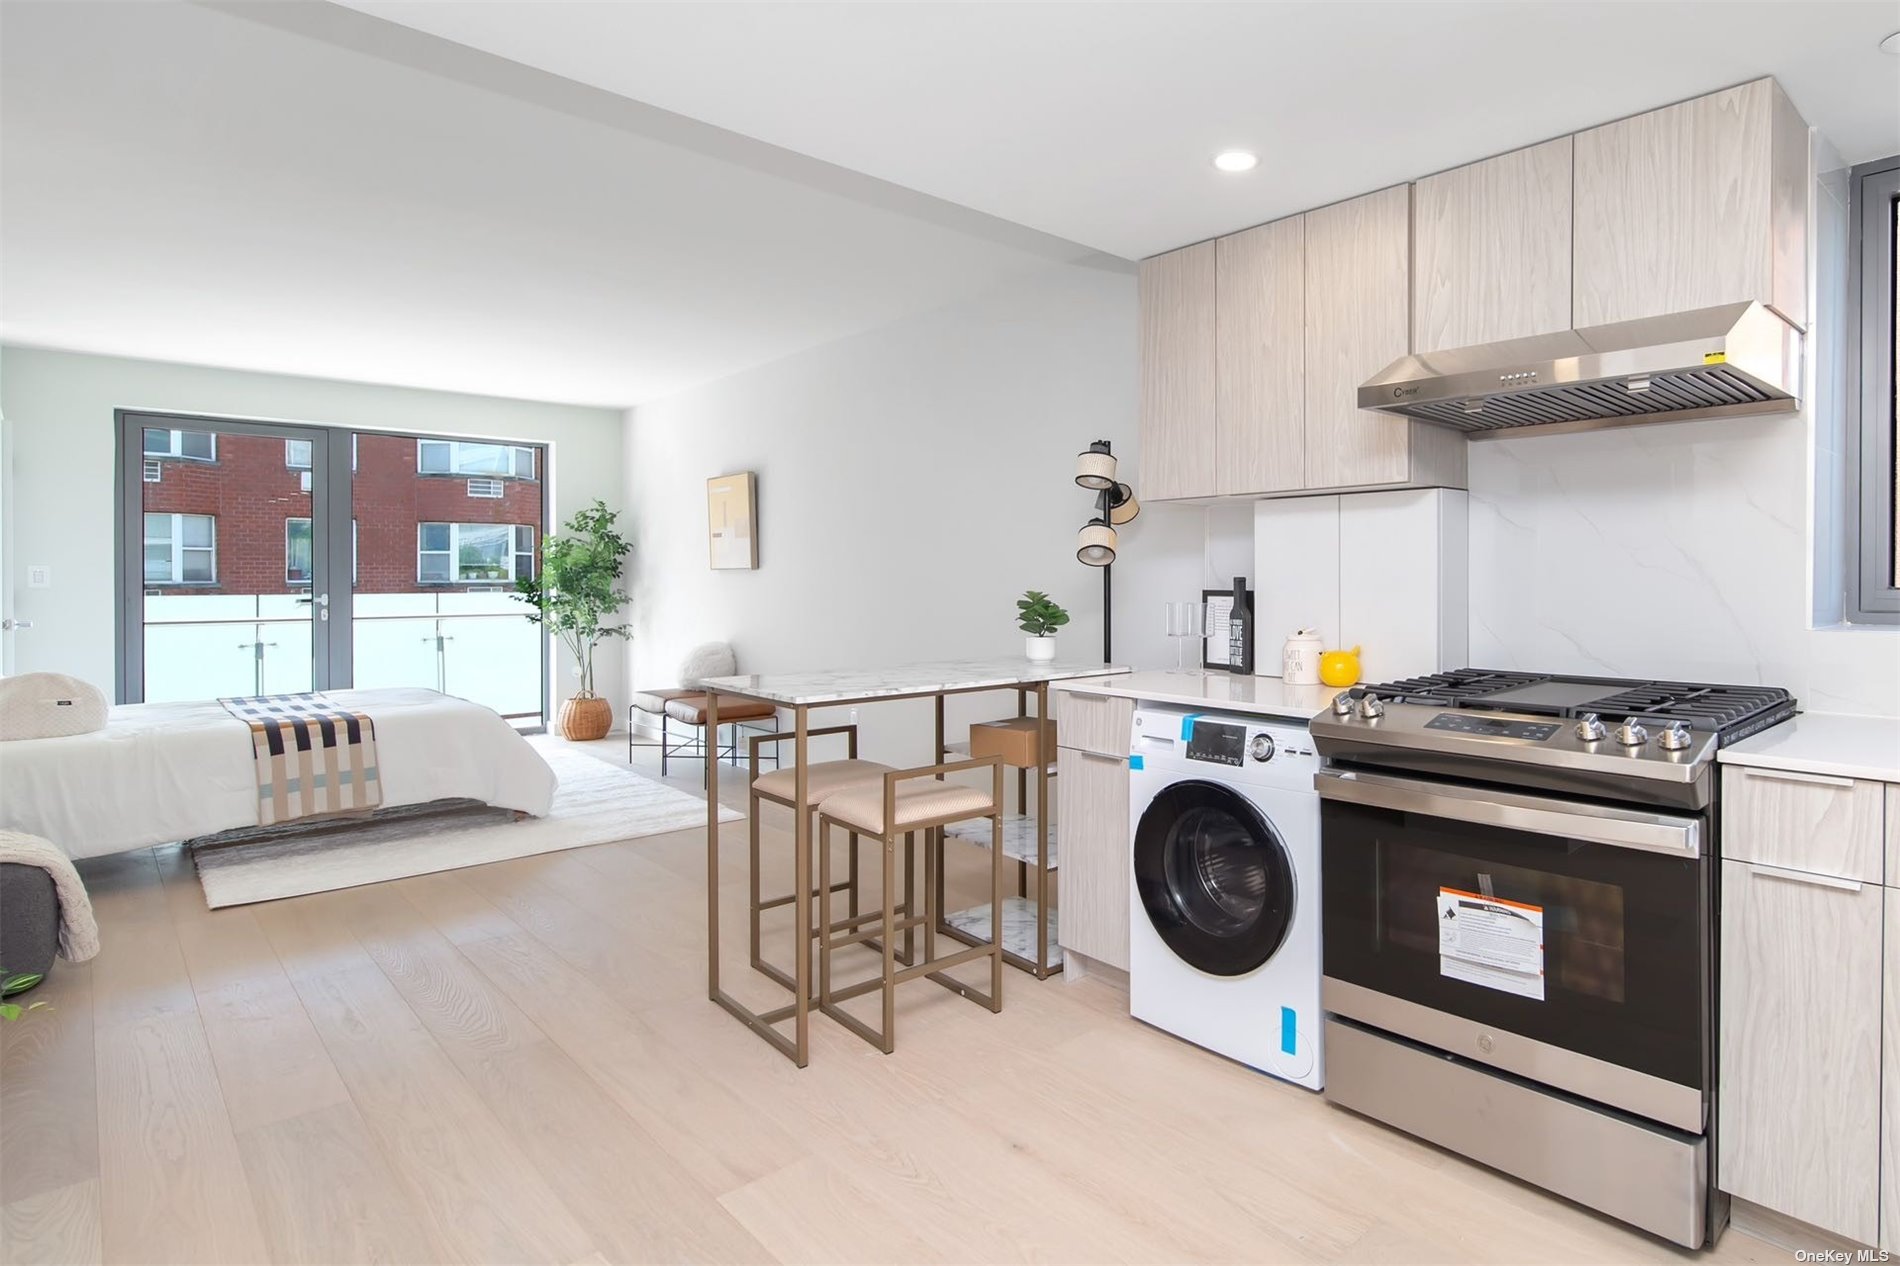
[676,641,737,684]
[0,673,109,741]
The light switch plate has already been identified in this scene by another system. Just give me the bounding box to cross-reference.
[26,564,51,589]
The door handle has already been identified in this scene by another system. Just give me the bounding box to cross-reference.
[1736,766,1854,789]
[0,618,32,631]
[1746,862,1863,892]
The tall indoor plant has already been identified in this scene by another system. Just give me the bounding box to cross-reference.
[515,499,630,740]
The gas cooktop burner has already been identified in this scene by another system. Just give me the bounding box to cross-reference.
[1345,668,1796,746]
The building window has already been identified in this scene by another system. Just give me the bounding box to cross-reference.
[142,428,216,462]
[286,439,313,469]
[287,518,357,584]
[144,513,215,584]
[1852,156,1899,622]
[418,523,535,584]
[286,518,312,583]
[416,440,535,480]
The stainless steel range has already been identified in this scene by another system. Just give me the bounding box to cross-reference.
[1310,669,1796,1250]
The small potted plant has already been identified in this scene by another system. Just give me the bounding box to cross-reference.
[1016,590,1070,662]
[515,499,631,741]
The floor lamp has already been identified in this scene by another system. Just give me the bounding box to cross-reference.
[1074,440,1138,662]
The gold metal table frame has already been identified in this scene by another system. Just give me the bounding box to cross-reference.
[702,662,1124,1067]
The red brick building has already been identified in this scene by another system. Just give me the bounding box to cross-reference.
[140,428,542,596]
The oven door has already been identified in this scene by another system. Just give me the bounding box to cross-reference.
[1317,769,1709,1133]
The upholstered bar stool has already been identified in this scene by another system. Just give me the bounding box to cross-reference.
[815,757,1006,1053]
[745,727,912,994]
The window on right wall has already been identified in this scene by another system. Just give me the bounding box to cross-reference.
[1850,155,1899,623]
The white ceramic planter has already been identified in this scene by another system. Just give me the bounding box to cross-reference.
[1024,635,1057,662]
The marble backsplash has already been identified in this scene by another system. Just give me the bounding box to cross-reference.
[1466,410,1900,718]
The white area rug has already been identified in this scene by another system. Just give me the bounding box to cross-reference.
[192,742,741,909]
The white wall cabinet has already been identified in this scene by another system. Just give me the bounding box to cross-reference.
[1572,78,1809,330]
[1412,137,1573,353]
[1719,858,1882,1244]
[1137,242,1218,500]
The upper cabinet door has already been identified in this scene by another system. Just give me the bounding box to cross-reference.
[1413,137,1573,353]
[1573,79,1809,330]
[1216,216,1304,496]
[1304,186,1412,489]
[1138,242,1218,501]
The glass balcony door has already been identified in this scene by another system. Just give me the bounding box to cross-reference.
[118,413,339,703]
[117,415,547,725]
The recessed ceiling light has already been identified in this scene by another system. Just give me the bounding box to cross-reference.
[1213,150,1259,174]
[1881,30,1900,55]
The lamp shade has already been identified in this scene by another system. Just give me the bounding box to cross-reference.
[1074,447,1117,490]
[1076,518,1118,566]
[1107,484,1140,526]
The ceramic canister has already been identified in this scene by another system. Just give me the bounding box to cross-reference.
[1282,629,1323,685]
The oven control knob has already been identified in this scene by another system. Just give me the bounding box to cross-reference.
[1574,713,1607,742]
[1477,1032,1495,1055]
[1356,693,1385,721]
[1331,691,1356,716]
[1656,721,1693,752]
[1249,734,1275,763]
[1614,717,1650,747]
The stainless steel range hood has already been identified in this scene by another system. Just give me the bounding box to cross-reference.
[1358,302,1802,437]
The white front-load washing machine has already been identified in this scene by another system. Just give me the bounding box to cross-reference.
[1128,704,1322,1088]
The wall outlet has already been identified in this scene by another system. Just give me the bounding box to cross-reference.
[26,564,51,589]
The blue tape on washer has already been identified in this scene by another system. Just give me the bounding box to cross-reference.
[1128,754,1144,770]
[1280,1006,1297,1055]
[1180,712,1202,740]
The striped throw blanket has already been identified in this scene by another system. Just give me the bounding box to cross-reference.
[219,694,382,827]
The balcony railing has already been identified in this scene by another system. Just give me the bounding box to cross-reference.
[142,592,543,720]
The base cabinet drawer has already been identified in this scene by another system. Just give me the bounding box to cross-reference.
[1719,859,1881,1243]
[1051,690,1134,758]
[1056,746,1131,971]
[1721,765,1884,883]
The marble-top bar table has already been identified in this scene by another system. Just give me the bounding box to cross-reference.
[691,657,1130,1066]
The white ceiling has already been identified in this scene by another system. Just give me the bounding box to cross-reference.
[6,2,1896,410]
[343,0,1900,260]
[0,1,1093,407]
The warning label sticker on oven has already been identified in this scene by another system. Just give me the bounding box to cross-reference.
[1437,888,1545,1001]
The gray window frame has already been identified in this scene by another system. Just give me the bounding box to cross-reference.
[1849,156,1899,622]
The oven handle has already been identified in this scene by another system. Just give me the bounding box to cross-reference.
[1314,769,1702,859]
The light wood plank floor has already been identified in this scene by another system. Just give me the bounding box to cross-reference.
[2,736,1786,1265]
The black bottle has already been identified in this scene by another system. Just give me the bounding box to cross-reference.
[1229,576,1254,674]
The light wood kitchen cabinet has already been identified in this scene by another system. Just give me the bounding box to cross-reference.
[1138,242,1218,500]
[1412,137,1573,353]
[1887,785,1899,888]
[1216,215,1305,495]
[1883,888,1900,1253]
[1719,858,1882,1244]
[1572,78,1809,330]
[1303,186,1467,492]
[1721,765,1884,884]
[1057,744,1131,971]
[1051,688,1133,759]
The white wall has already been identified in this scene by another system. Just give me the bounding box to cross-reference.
[0,346,625,711]
[623,260,1230,765]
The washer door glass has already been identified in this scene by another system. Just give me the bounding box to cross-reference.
[1134,780,1295,977]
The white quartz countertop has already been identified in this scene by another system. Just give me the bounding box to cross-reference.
[1050,669,1338,722]
[1717,713,1900,783]
[693,659,1130,706]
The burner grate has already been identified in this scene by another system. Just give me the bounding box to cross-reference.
[1357,669,1548,705]
[1580,682,1796,734]
[1354,669,1797,744]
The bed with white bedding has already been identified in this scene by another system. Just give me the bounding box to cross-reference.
[0,687,558,861]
